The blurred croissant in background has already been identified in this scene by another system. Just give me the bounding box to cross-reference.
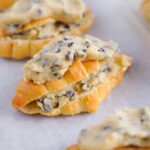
[0,0,16,11]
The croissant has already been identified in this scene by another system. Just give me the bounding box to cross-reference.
[0,0,16,11]
[12,35,132,116]
[67,108,150,150]
[0,0,93,59]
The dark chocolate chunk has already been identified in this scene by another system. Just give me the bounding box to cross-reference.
[51,61,61,72]
[65,51,73,60]
[102,126,111,131]
[7,23,21,30]
[38,96,52,112]
[85,41,90,48]
[103,67,111,73]
[43,103,51,112]
[68,42,74,47]
[64,90,75,98]
[53,72,61,79]
[75,23,81,27]
[98,48,105,52]
[38,96,45,103]
[63,24,70,29]
[74,52,78,60]
[82,49,87,53]
[80,82,90,91]
[55,48,61,53]
[64,37,70,41]
[76,50,87,59]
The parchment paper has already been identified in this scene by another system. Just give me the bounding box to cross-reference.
[0,0,150,150]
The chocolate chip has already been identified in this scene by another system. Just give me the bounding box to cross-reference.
[103,67,111,73]
[98,48,105,52]
[59,24,70,34]
[53,102,59,108]
[51,61,61,72]
[102,126,111,131]
[63,24,70,29]
[65,51,73,60]
[64,90,75,98]
[74,52,78,60]
[53,72,61,79]
[76,51,87,59]
[55,21,62,26]
[80,82,90,91]
[64,37,70,41]
[38,96,45,103]
[43,103,51,112]
[140,118,145,123]
[7,23,21,29]
[82,13,86,18]
[18,32,25,36]
[13,24,21,28]
[37,97,53,112]
[75,23,81,27]
[55,48,61,53]
[37,8,43,17]
[85,41,90,48]
[82,49,87,53]
[68,42,74,47]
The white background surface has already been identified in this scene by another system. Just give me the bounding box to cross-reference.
[0,0,150,150]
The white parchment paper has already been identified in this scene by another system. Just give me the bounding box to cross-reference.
[0,0,150,150]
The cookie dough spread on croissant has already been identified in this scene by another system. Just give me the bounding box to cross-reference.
[67,107,150,150]
[0,0,93,59]
[12,35,132,116]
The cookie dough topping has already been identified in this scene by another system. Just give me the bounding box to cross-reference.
[24,35,118,84]
[78,107,150,150]
[0,0,86,33]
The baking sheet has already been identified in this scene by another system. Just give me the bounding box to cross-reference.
[0,0,150,150]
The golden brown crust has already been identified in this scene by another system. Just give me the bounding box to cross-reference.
[0,9,94,59]
[12,80,49,108]
[141,0,150,21]
[67,145,150,150]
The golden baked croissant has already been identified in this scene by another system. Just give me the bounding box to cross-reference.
[12,35,132,116]
[67,108,150,150]
[0,0,93,59]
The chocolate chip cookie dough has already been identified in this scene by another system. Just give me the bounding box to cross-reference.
[12,35,132,117]
[67,107,150,150]
[0,0,94,59]
[141,0,150,22]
